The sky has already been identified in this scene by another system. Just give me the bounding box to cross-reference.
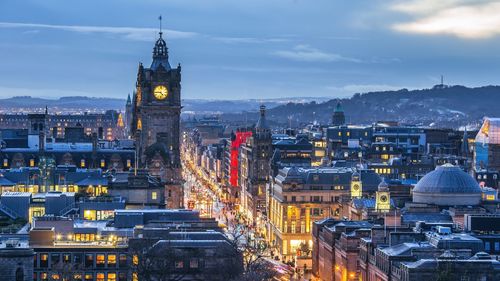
[1,0,500,100]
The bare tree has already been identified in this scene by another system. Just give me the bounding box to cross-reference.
[224,221,279,281]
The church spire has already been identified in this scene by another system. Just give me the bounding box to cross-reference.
[126,93,131,105]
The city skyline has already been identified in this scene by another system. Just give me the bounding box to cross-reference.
[2,0,500,100]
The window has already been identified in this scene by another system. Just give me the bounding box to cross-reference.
[40,254,48,268]
[132,273,138,281]
[63,253,71,263]
[96,254,105,268]
[80,159,86,168]
[96,273,105,281]
[85,254,94,268]
[119,254,127,268]
[30,159,35,167]
[107,254,116,268]
[51,253,60,266]
[495,242,500,252]
[84,273,93,281]
[73,253,83,265]
[190,259,199,268]
[107,273,116,281]
[73,274,83,281]
[151,192,158,200]
[132,255,138,266]
[126,159,131,168]
[175,261,184,269]
[100,159,105,168]
[301,221,305,233]
[118,273,127,281]
[291,221,296,234]
[485,242,491,251]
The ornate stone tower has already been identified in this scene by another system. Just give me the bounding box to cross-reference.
[125,93,133,137]
[243,105,273,220]
[350,170,362,198]
[130,23,183,208]
[375,178,391,211]
[332,101,345,126]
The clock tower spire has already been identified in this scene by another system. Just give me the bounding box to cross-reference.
[130,17,183,208]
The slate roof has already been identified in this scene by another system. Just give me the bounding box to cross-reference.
[413,164,481,194]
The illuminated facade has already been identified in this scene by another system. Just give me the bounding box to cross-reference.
[474,117,500,173]
[0,110,125,140]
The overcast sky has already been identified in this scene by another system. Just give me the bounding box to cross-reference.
[1,0,500,100]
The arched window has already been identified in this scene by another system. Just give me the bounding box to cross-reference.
[15,268,23,281]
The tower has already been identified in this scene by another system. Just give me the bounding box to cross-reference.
[242,105,273,221]
[332,101,345,126]
[27,112,48,151]
[350,170,362,198]
[130,19,183,207]
[375,178,391,212]
[253,105,273,181]
[125,93,133,137]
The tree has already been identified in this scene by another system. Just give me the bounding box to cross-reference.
[224,221,279,281]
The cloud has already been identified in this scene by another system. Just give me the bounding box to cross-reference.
[273,45,362,63]
[391,0,500,39]
[326,84,403,97]
[212,36,289,44]
[0,22,198,41]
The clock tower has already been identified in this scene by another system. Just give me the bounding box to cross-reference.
[375,178,391,212]
[350,170,362,198]
[130,26,183,208]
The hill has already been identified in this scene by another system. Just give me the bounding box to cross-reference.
[229,85,500,128]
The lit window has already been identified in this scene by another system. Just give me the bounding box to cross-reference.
[132,273,138,281]
[96,254,105,268]
[96,273,105,281]
[175,261,184,269]
[30,159,35,167]
[133,255,139,266]
[3,159,8,167]
[100,159,105,168]
[126,159,131,168]
[80,159,85,168]
[151,192,157,200]
[107,273,116,281]
[107,254,116,267]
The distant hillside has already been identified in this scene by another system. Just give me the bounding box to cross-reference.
[0,96,330,114]
[222,85,500,128]
[0,96,124,113]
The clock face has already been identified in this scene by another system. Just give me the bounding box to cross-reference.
[353,184,359,191]
[380,195,388,202]
[153,85,168,100]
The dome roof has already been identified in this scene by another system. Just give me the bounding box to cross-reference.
[378,178,389,191]
[412,164,482,206]
[414,164,481,194]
